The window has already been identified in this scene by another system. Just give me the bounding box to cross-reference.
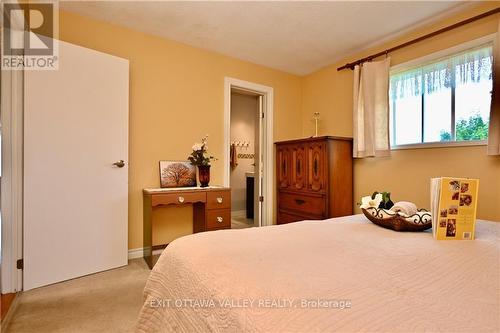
[389,42,493,147]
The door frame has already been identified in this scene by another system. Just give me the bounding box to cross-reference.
[0,62,24,294]
[223,77,274,226]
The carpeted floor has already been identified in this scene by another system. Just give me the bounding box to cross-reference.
[231,211,254,229]
[3,259,151,333]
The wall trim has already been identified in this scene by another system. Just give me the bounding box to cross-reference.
[128,248,145,260]
[1,58,24,294]
[224,77,274,227]
[391,140,487,151]
[128,247,164,259]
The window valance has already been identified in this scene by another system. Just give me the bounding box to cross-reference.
[390,44,493,100]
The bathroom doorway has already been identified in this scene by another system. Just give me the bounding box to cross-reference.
[224,78,274,228]
[229,90,260,228]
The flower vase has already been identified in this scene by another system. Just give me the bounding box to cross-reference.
[198,165,210,187]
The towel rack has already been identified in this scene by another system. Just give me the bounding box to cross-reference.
[231,140,250,148]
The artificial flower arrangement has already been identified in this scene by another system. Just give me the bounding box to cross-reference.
[188,135,216,187]
[360,191,394,210]
[188,135,216,167]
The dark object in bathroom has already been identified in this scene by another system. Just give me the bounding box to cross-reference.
[246,176,254,218]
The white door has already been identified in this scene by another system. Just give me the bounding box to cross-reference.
[23,40,129,290]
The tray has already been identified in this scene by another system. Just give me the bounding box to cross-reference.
[361,207,432,232]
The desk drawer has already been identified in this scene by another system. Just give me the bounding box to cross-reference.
[279,192,325,217]
[206,209,231,230]
[151,192,206,207]
[207,190,231,209]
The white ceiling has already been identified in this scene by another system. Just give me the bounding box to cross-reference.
[61,1,471,75]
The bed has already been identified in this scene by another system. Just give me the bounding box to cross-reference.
[136,215,500,332]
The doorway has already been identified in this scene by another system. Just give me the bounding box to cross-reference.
[224,78,274,228]
[229,90,260,228]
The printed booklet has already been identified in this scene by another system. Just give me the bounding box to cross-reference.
[430,177,479,240]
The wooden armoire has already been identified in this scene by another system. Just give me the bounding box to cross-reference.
[275,136,353,224]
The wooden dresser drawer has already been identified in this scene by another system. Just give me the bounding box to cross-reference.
[207,190,231,209]
[151,192,206,207]
[278,211,324,224]
[278,211,304,224]
[206,209,231,230]
[279,192,325,217]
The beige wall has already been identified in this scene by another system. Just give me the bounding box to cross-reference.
[59,11,303,249]
[302,2,500,221]
[230,93,258,212]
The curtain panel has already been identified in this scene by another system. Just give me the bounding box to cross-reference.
[353,58,391,158]
[487,20,500,156]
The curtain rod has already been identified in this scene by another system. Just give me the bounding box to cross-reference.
[337,7,500,71]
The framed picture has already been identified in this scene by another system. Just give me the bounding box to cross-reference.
[159,161,196,188]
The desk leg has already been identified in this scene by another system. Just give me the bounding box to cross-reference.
[193,202,206,233]
[143,195,153,269]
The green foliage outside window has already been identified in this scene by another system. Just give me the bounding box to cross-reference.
[440,114,489,142]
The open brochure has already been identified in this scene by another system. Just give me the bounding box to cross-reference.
[430,177,479,240]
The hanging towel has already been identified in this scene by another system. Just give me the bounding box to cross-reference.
[230,144,238,168]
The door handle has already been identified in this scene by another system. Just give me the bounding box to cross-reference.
[295,198,306,205]
[113,160,125,168]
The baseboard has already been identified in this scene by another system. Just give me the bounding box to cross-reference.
[152,244,168,251]
[128,248,145,260]
[128,244,168,259]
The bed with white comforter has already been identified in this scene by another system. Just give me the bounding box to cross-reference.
[136,215,499,332]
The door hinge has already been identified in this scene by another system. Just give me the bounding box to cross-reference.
[259,196,264,202]
[261,112,264,119]
[17,259,23,270]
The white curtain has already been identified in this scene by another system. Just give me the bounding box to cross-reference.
[353,58,391,158]
[390,45,492,100]
[487,21,500,156]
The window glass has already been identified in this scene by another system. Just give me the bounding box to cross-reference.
[392,93,422,145]
[389,43,492,146]
[454,79,492,141]
[424,86,452,142]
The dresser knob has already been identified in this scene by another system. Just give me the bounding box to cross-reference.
[295,198,306,205]
[216,216,223,223]
[178,196,185,203]
[216,197,223,204]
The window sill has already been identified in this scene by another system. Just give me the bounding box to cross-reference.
[391,140,487,151]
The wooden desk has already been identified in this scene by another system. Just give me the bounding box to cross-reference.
[143,186,231,268]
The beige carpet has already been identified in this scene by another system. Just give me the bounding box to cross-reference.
[231,211,254,229]
[3,259,151,333]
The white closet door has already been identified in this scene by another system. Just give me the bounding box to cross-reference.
[23,40,129,290]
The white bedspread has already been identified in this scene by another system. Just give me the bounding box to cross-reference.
[136,215,500,332]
